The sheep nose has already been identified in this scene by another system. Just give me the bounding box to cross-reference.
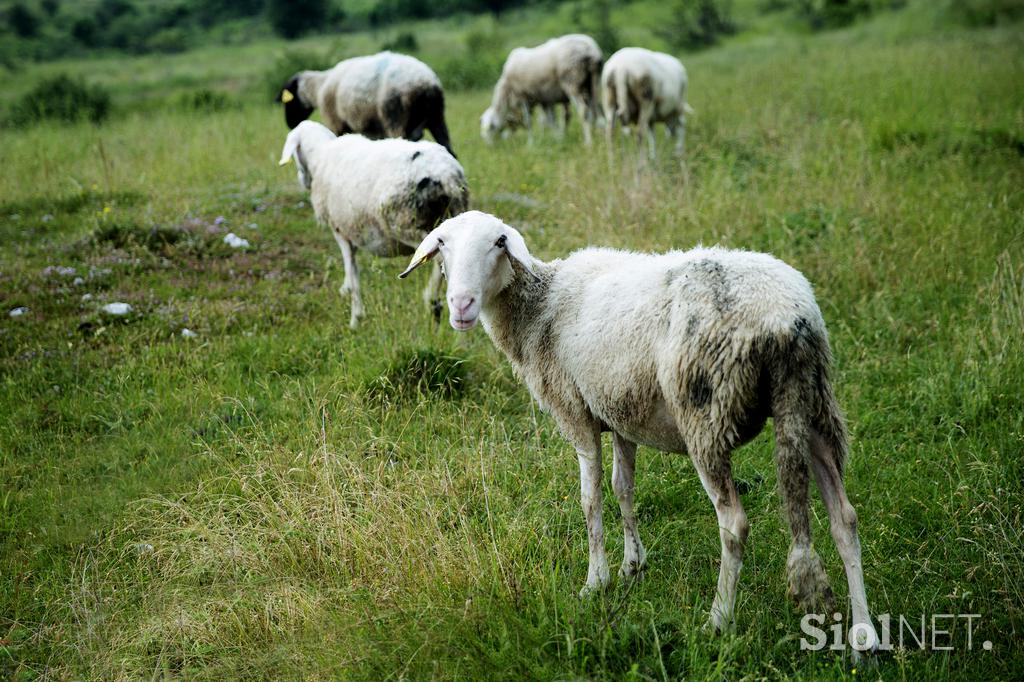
[449,294,475,317]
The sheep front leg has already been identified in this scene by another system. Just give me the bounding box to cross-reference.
[577,432,610,597]
[570,94,593,146]
[637,100,657,161]
[612,432,646,579]
[692,452,748,632]
[333,233,363,328]
[521,103,534,145]
[422,261,444,323]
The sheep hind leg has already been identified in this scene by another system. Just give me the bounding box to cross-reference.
[577,429,610,597]
[811,429,878,659]
[333,233,363,328]
[612,432,646,579]
[774,406,835,614]
[691,449,748,633]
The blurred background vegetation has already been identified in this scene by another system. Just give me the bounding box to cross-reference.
[2,0,1022,129]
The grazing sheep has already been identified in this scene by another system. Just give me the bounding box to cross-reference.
[481,34,603,145]
[400,211,879,659]
[280,121,468,328]
[280,51,456,158]
[602,47,693,159]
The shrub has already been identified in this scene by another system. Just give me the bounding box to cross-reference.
[796,0,873,29]
[267,0,328,39]
[8,74,111,127]
[947,0,1024,25]
[146,27,190,54]
[381,31,420,52]
[178,88,234,113]
[7,2,39,37]
[660,0,737,51]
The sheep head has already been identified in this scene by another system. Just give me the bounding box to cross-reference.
[280,73,315,129]
[399,211,536,331]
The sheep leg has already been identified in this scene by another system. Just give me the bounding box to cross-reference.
[541,104,560,137]
[775,407,835,614]
[612,432,646,579]
[334,234,363,328]
[577,431,610,597]
[637,100,657,161]
[692,452,748,632]
[521,103,534,145]
[811,429,878,658]
[570,94,593,146]
[423,261,444,323]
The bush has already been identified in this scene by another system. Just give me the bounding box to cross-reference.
[8,74,111,127]
[178,88,234,113]
[267,0,328,38]
[146,27,190,54]
[381,31,420,53]
[796,0,873,29]
[7,2,40,37]
[660,0,737,51]
[947,0,1024,25]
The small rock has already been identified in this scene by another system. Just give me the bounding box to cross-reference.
[135,543,155,556]
[214,216,226,226]
[42,265,77,278]
[181,328,197,339]
[81,293,93,302]
[223,233,250,249]
[295,201,306,209]
[102,302,132,316]
[41,214,54,223]
[72,277,85,286]
[247,222,258,230]
[9,306,28,317]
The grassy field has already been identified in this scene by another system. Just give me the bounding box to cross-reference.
[2,3,1023,680]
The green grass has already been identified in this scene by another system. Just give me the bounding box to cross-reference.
[2,5,1023,680]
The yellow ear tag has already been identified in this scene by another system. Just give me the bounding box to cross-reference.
[281,90,295,103]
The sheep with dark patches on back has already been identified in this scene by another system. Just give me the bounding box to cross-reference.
[280,51,456,158]
[280,121,468,328]
[481,34,603,145]
[399,211,879,662]
[602,47,693,159]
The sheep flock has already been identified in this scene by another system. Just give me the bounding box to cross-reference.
[277,33,879,661]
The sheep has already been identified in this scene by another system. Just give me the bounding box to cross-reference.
[280,121,468,328]
[280,51,456,158]
[602,47,693,159]
[481,34,603,146]
[399,211,879,659]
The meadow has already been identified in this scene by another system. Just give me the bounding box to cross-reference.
[1,2,1023,679]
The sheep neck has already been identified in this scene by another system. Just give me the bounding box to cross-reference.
[483,260,556,366]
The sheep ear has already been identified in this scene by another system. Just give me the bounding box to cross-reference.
[279,130,299,166]
[398,231,441,279]
[502,227,539,282]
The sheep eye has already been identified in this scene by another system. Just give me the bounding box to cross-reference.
[436,238,444,247]
[495,235,507,249]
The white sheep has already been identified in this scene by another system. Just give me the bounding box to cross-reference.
[399,211,879,659]
[481,34,603,145]
[280,121,468,328]
[280,51,456,158]
[602,47,693,159]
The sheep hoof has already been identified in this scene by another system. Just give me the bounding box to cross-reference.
[339,284,352,297]
[618,560,646,582]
